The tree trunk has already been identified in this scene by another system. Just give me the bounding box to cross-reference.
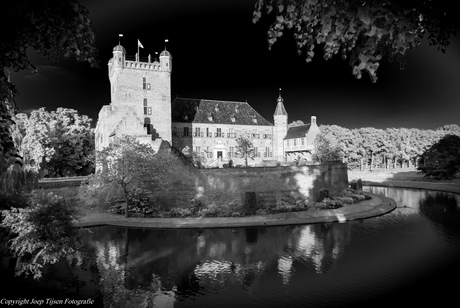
[123,186,129,218]
[370,152,374,171]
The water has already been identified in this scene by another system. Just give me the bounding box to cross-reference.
[2,187,460,307]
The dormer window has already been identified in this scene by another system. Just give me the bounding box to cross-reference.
[215,104,219,112]
[235,106,239,113]
[231,117,235,123]
[184,115,188,121]
[208,113,213,122]
[252,115,257,124]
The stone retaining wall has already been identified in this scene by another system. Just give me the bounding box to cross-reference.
[200,163,348,205]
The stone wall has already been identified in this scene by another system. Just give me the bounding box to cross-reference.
[199,163,348,205]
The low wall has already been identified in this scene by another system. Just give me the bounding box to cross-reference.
[348,169,423,182]
[200,163,348,205]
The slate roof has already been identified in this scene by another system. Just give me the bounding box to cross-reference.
[284,124,311,140]
[172,98,273,126]
[273,95,288,116]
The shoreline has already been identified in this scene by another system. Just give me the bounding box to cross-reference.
[75,192,396,229]
[362,180,460,194]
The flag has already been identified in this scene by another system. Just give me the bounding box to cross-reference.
[165,39,169,43]
[119,34,123,37]
[138,39,144,48]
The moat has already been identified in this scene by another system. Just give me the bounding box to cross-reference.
[1,186,460,307]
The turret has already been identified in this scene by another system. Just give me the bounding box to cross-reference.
[273,89,288,161]
[273,90,288,126]
[160,49,172,72]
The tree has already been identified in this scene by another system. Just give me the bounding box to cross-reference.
[417,134,460,180]
[1,190,83,279]
[47,108,95,176]
[96,136,156,218]
[253,0,459,82]
[19,108,94,176]
[86,136,199,216]
[22,108,55,172]
[312,132,342,164]
[236,135,255,167]
[1,0,99,161]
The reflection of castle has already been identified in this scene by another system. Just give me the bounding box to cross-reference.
[95,44,320,166]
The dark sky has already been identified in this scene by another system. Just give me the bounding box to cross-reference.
[10,0,460,130]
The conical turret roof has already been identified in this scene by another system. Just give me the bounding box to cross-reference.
[273,90,287,116]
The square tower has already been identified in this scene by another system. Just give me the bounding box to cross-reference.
[96,44,172,152]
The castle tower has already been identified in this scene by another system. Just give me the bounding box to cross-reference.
[273,89,288,161]
[96,42,172,152]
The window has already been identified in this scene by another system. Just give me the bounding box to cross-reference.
[301,138,305,145]
[196,146,201,154]
[143,99,148,114]
[147,83,151,90]
[216,128,222,137]
[294,139,297,146]
[183,127,189,137]
[228,128,235,138]
[229,146,234,158]
[265,147,270,158]
[143,77,146,89]
[148,107,152,115]
[286,140,290,146]
[194,127,201,137]
[207,128,212,137]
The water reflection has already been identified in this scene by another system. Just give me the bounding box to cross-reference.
[83,220,351,305]
[15,187,457,307]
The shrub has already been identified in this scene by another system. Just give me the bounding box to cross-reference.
[1,191,83,279]
[0,192,29,211]
[317,188,329,202]
[168,207,192,218]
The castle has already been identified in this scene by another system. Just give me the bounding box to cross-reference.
[95,43,320,167]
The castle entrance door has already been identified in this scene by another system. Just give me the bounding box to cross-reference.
[217,151,223,159]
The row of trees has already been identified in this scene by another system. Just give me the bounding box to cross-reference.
[7,107,95,177]
[313,124,460,170]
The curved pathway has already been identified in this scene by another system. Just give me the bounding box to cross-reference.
[75,193,396,229]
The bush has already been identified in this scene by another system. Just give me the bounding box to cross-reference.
[0,192,29,211]
[1,191,83,279]
[317,188,329,202]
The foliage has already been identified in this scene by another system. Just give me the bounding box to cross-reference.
[1,0,99,162]
[18,108,94,176]
[0,190,83,279]
[94,242,157,308]
[235,135,255,167]
[94,136,156,217]
[313,131,343,163]
[417,134,460,180]
[315,124,459,171]
[88,136,199,217]
[253,0,459,82]
[288,120,305,127]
